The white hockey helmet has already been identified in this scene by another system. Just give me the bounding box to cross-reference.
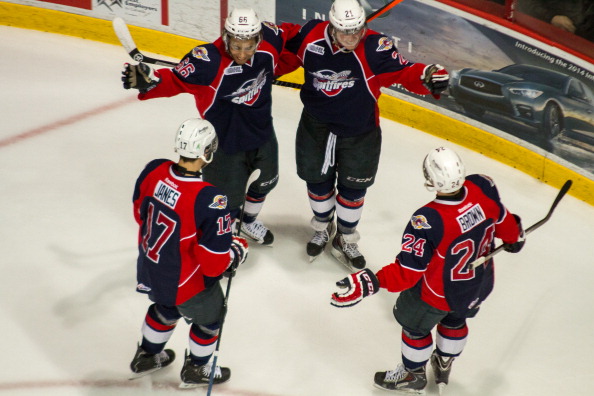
[174,118,218,163]
[223,8,262,42]
[422,147,466,193]
[329,0,366,34]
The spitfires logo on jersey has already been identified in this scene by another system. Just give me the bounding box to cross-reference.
[191,46,210,61]
[411,215,431,229]
[376,37,394,52]
[227,69,268,105]
[209,195,228,209]
[310,69,357,97]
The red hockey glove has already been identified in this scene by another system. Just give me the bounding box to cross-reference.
[224,236,249,278]
[121,62,160,93]
[331,268,380,308]
[421,64,449,99]
[503,214,526,253]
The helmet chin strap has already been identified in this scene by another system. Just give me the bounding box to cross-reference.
[330,27,365,53]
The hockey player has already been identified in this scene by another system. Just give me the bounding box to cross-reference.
[122,8,299,246]
[129,118,249,388]
[330,147,526,393]
[283,0,450,268]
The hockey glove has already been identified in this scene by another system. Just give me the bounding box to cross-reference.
[421,64,449,98]
[331,268,380,308]
[224,236,249,278]
[503,214,526,253]
[121,62,160,93]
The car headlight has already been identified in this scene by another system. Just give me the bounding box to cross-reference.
[509,88,543,99]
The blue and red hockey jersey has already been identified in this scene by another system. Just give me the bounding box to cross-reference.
[285,20,434,137]
[138,22,300,155]
[133,159,234,306]
[376,174,523,314]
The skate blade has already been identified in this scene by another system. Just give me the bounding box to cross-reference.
[178,381,206,389]
[437,383,446,395]
[330,248,357,272]
[128,367,161,380]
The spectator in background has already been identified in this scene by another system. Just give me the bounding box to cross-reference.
[517,0,594,41]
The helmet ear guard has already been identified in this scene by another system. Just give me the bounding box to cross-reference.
[422,147,466,194]
[174,118,218,163]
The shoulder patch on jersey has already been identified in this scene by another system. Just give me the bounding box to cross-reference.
[262,21,279,35]
[376,37,394,51]
[209,194,228,209]
[137,283,151,292]
[191,46,210,61]
[411,215,431,229]
[306,43,325,55]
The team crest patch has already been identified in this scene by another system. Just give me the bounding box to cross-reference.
[310,69,357,97]
[411,215,431,229]
[192,46,210,61]
[377,37,393,51]
[263,21,279,34]
[227,69,267,105]
[209,195,228,209]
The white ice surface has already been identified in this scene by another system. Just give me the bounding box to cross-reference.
[1,26,593,396]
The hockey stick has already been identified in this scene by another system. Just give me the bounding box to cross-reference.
[470,179,572,268]
[206,168,261,395]
[113,17,296,88]
[366,0,405,22]
[112,1,405,90]
[112,17,178,67]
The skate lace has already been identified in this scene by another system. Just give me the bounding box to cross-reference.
[242,220,268,240]
[154,351,171,364]
[340,238,362,259]
[200,363,223,379]
[385,364,408,383]
[311,229,330,246]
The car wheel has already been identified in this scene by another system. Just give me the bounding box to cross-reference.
[542,103,563,140]
[462,104,485,118]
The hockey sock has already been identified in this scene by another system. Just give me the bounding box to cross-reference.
[335,184,366,234]
[435,323,468,357]
[401,330,433,370]
[140,304,180,354]
[307,180,336,220]
[188,323,220,366]
[243,190,267,223]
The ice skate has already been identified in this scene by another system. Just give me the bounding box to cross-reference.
[374,364,427,394]
[129,344,175,379]
[241,219,274,245]
[331,231,366,270]
[179,352,231,389]
[306,217,336,262]
[431,351,454,395]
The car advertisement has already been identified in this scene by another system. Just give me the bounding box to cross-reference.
[276,0,594,176]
